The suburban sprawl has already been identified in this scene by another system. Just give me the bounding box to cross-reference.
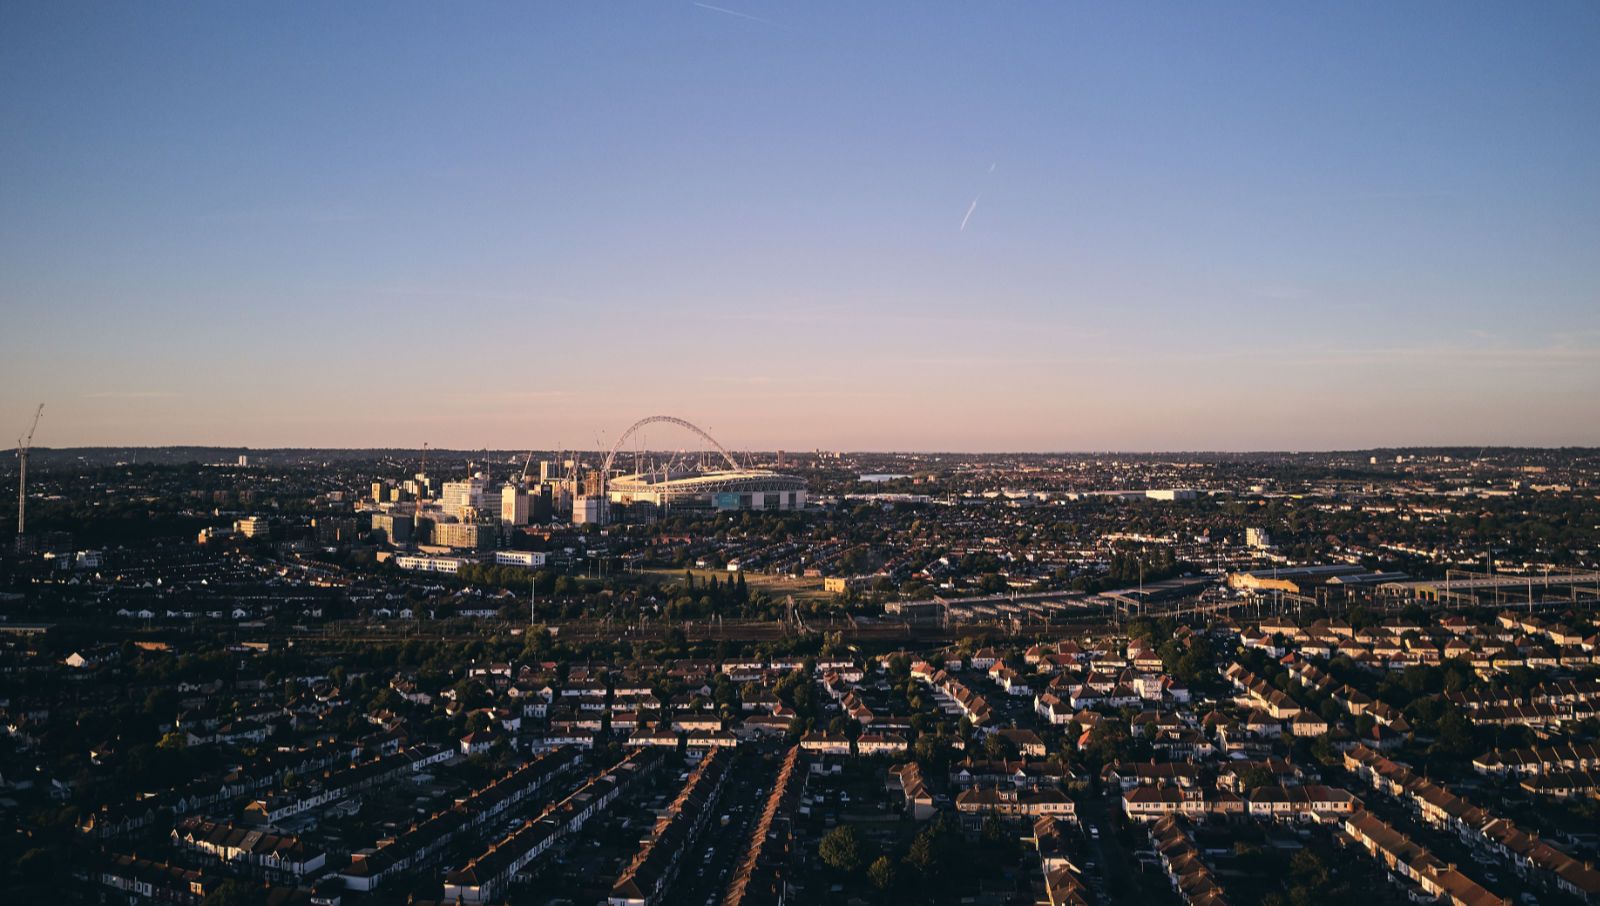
[4,446,1600,906]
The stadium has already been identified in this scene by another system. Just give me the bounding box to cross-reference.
[601,416,807,515]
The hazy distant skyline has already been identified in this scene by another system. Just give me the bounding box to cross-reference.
[3,3,1598,451]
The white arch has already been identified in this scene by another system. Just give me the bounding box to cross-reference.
[601,416,742,481]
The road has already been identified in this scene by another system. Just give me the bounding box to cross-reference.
[667,748,775,906]
[1078,784,1180,905]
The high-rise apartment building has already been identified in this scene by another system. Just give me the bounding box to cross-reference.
[235,516,270,538]
[440,476,492,520]
[432,521,495,550]
[501,486,530,526]
[371,513,413,545]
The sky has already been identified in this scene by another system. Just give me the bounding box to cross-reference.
[2,2,1598,452]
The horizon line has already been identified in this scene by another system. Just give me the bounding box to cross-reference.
[17,444,1599,456]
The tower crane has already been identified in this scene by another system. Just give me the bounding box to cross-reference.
[16,404,43,537]
[414,442,430,533]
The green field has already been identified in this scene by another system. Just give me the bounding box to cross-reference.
[640,567,837,605]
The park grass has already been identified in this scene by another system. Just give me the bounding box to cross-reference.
[639,567,837,605]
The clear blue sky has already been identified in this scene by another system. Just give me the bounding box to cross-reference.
[3,2,1597,451]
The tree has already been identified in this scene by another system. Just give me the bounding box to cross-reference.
[143,687,177,718]
[1238,764,1275,792]
[819,824,865,873]
[1288,849,1329,887]
[905,829,936,875]
[1430,709,1477,759]
[1083,717,1132,766]
[203,880,268,906]
[981,814,1005,843]
[868,854,896,892]
[16,848,55,877]
[983,733,1019,761]
[913,732,951,771]
[903,818,954,882]
[1354,714,1376,738]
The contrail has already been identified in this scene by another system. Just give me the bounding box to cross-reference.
[693,2,774,24]
[959,162,996,231]
[960,195,981,231]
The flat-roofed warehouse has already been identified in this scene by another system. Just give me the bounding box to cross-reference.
[1227,564,1367,595]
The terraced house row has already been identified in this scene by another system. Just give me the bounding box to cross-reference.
[1148,815,1228,906]
[441,748,667,904]
[171,817,326,880]
[337,746,582,892]
[1221,663,1304,720]
[1344,744,1600,903]
[608,747,734,906]
[1338,809,1505,906]
[1513,768,1600,798]
[1122,781,1356,823]
[90,852,210,906]
[1448,679,1600,712]
[910,662,993,725]
[1235,610,1600,673]
[1033,816,1090,906]
[76,736,350,838]
[243,742,451,823]
[955,784,1076,827]
[723,745,806,906]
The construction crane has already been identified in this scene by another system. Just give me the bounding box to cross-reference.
[520,450,535,485]
[16,404,43,537]
[412,442,431,534]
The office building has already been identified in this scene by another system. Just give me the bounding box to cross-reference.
[394,554,470,574]
[432,521,495,550]
[371,513,413,546]
[494,550,547,569]
[573,496,605,525]
[440,476,493,520]
[235,516,270,539]
[313,517,361,544]
[501,486,530,526]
